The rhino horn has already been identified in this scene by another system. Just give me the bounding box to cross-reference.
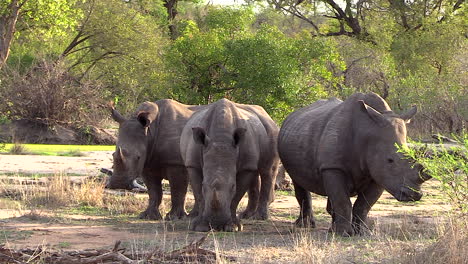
[358,100,390,127]
[118,147,126,162]
[111,108,126,124]
[400,105,417,123]
[131,179,148,191]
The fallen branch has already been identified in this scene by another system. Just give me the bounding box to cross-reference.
[0,235,236,263]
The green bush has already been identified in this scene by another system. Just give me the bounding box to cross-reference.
[399,136,468,215]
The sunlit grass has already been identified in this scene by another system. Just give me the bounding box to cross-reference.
[0,143,115,155]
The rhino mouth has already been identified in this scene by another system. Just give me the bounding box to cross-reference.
[395,186,422,202]
[102,168,147,191]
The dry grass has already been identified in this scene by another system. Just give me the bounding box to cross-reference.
[394,217,468,264]
[0,174,147,215]
[0,173,466,264]
[291,231,349,264]
[8,143,29,155]
[102,192,148,215]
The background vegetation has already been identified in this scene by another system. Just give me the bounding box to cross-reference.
[0,0,466,134]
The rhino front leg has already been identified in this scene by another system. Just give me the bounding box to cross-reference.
[352,181,383,234]
[239,176,259,219]
[227,170,259,231]
[293,180,315,228]
[139,172,163,220]
[323,169,353,236]
[249,164,278,220]
[188,168,209,231]
[165,166,189,220]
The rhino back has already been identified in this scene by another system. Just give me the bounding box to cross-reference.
[234,103,279,167]
[278,98,343,194]
[181,99,277,171]
[147,99,206,167]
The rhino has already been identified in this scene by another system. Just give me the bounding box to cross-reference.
[107,100,207,220]
[278,92,430,236]
[180,99,280,231]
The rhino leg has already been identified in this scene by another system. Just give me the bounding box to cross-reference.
[188,168,207,231]
[239,176,259,219]
[139,172,163,220]
[249,165,277,220]
[188,207,199,218]
[190,216,211,232]
[293,180,316,228]
[228,170,259,230]
[323,169,353,236]
[165,166,189,220]
[352,182,384,234]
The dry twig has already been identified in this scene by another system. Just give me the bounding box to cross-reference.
[0,235,236,263]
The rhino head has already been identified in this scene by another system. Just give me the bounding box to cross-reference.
[107,103,158,190]
[358,101,430,202]
[192,126,246,230]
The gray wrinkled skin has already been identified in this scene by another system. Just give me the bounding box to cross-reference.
[108,100,207,220]
[180,99,279,232]
[278,92,429,236]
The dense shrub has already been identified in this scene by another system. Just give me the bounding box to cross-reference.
[0,59,106,126]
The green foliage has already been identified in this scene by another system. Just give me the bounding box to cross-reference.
[0,0,465,135]
[0,0,81,38]
[166,6,344,121]
[65,0,169,112]
[388,19,467,133]
[224,26,341,120]
[391,22,465,75]
[202,6,255,35]
[1,0,82,71]
[399,137,468,215]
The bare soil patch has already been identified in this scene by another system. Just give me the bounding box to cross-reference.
[0,151,113,175]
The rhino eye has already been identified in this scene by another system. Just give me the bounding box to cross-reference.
[387,158,394,163]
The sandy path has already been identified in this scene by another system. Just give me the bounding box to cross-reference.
[0,151,113,175]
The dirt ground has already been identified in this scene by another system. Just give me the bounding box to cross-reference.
[0,152,454,263]
[0,151,114,175]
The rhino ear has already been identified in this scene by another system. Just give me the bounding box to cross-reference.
[233,128,246,146]
[137,111,152,128]
[192,127,210,146]
[400,105,417,123]
[358,100,390,127]
[111,108,126,124]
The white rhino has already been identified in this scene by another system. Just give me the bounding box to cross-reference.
[278,92,429,236]
[180,99,280,232]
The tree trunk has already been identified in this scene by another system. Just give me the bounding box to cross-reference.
[0,0,24,70]
[164,0,178,39]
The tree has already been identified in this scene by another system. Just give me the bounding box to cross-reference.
[1,0,170,121]
[166,6,344,120]
[267,0,466,43]
[61,0,169,111]
[0,0,79,69]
